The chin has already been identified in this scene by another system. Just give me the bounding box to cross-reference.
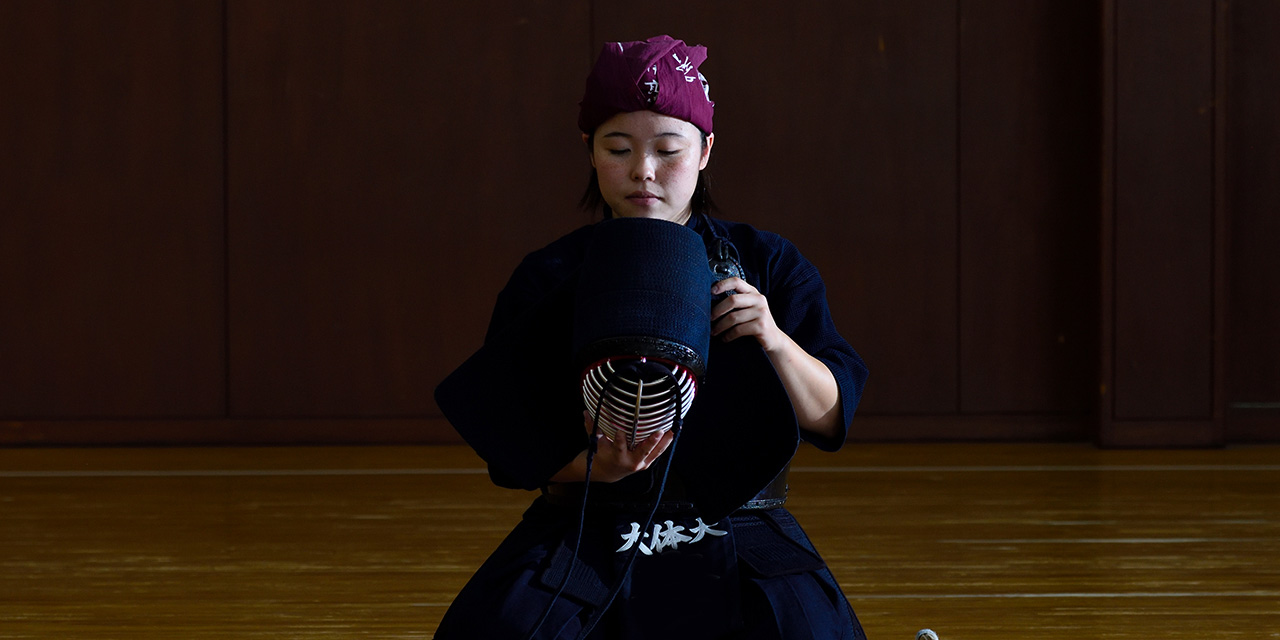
[612,208,686,223]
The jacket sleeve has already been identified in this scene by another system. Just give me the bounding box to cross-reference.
[755,234,868,451]
[435,238,591,490]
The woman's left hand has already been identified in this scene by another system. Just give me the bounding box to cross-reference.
[710,276,844,440]
[711,277,784,352]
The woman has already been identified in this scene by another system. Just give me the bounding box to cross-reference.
[435,35,869,639]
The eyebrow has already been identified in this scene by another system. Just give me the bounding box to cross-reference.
[600,131,689,140]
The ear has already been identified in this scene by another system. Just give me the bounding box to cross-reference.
[698,133,715,171]
[583,133,596,169]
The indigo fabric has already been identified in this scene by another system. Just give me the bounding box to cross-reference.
[573,217,714,376]
[433,213,869,639]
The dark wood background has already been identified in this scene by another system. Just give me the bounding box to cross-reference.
[1,0,1274,446]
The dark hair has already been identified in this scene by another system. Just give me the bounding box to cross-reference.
[579,130,716,219]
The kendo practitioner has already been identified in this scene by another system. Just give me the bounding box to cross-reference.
[434,35,870,639]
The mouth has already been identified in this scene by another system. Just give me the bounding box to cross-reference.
[626,191,660,201]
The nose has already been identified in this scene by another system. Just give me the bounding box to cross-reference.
[630,152,656,182]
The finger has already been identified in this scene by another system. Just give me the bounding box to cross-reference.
[589,432,607,457]
[711,295,739,322]
[611,428,631,452]
[719,324,754,343]
[642,431,675,466]
[710,277,742,297]
[633,429,665,459]
[712,277,758,297]
[713,306,763,337]
[630,433,663,469]
[711,313,733,337]
[723,314,774,343]
[711,307,739,334]
[712,293,762,326]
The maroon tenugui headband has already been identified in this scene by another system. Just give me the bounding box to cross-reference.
[577,35,715,135]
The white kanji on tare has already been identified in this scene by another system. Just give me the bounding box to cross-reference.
[616,518,727,555]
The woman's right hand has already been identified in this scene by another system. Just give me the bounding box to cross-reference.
[549,411,675,484]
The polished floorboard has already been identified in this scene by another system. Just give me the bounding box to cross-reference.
[1,443,1278,639]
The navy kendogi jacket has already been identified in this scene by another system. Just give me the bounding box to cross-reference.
[434,213,869,639]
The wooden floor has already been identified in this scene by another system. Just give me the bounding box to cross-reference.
[1,443,1278,639]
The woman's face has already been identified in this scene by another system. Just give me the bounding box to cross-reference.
[586,110,714,224]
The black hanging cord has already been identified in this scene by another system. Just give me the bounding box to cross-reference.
[698,211,734,252]
[525,216,729,638]
[522,363,619,640]
[700,212,745,302]
[571,362,686,640]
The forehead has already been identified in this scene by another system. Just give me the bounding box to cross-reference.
[594,110,700,139]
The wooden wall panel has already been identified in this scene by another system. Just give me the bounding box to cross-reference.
[1110,0,1215,421]
[3,2,1270,445]
[227,1,590,417]
[1226,0,1280,439]
[0,1,225,418]
[959,0,1100,415]
[593,1,961,415]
